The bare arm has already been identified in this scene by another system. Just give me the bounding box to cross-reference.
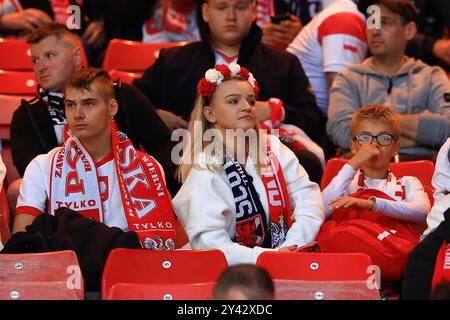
[12,214,35,234]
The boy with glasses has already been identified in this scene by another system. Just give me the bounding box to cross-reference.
[319,104,430,290]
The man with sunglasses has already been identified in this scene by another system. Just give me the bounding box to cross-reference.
[327,0,450,160]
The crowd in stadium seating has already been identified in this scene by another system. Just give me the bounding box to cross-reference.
[1,0,450,300]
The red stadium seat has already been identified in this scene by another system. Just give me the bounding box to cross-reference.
[0,94,28,186]
[320,158,435,191]
[102,39,189,72]
[0,71,37,95]
[0,187,10,244]
[257,252,380,300]
[0,94,28,140]
[0,38,33,71]
[0,38,88,72]
[108,69,142,84]
[102,248,227,300]
[0,250,84,300]
[108,282,216,300]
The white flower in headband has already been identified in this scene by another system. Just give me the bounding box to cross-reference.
[228,63,241,77]
[248,73,256,88]
[205,68,224,85]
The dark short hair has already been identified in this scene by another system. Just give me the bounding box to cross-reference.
[27,22,79,45]
[213,264,274,300]
[375,0,417,24]
[65,67,114,101]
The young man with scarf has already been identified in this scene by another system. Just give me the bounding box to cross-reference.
[9,23,178,217]
[173,63,325,265]
[12,68,176,250]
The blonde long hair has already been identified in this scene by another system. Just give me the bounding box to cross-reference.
[177,77,267,183]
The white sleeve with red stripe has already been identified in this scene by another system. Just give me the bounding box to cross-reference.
[317,12,367,73]
[16,156,48,217]
[372,176,430,223]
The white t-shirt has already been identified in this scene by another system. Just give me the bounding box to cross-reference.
[287,0,367,115]
[16,148,129,231]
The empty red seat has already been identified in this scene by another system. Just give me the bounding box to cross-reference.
[257,252,380,300]
[102,248,227,300]
[0,71,37,95]
[108,282,216,300]
[102,39,189,72]
[0,250,84,300]
[0,38,33,71]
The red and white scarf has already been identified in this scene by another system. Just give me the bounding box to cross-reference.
[224,137,293,249]
[49,122,176,250]
[255,0,275,27]
[50,0,73,25]
[352,170,406,201]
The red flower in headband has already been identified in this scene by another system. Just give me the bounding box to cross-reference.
[197,63,259,98]
[214,64,231,78]
[197,78,215,97]
[240,67,250,78]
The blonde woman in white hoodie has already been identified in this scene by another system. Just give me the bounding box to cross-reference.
[172,63,325,265]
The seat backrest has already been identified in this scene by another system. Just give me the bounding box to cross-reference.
[108,282,216,300]
[101,248,227,299]
[0,38,88,71]
[389,160,435,187]
[321,158,435,190]
[108,69,142,84]
[257,252,372,281]
[256,252,380,300]
[102,39,189,72]
[0,38,33,71]
[0,187,10,244]
[0,71,37,95]
[320,158,347,190]
[0,250,84,300]
[0,94,28,140]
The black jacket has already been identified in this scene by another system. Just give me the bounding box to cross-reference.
[133,23,327,144]
[10,82,180,195]
[402,209,450,300]
[1,208,141,291]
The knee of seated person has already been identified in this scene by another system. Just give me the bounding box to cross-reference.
[291,148,323,184]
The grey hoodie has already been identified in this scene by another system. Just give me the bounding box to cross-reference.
[327,56,450,153]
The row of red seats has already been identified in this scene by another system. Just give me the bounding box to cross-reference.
[0,248,380,300]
